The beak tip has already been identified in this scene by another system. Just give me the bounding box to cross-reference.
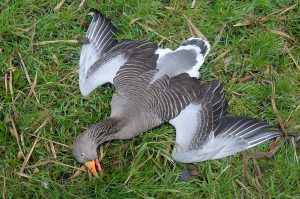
[84,160,98,177]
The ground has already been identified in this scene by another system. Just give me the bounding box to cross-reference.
[0,0,299,198]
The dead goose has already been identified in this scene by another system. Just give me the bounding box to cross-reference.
[72,12,284,176]
[78,10,210,96]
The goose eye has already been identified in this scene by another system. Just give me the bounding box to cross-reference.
[81,153,84,157]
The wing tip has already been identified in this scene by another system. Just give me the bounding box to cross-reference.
[182,37,211,57]
[246,130,282,148]
[89,8,101,16]
[217,116,283,138]
[79,36,90,45]
[84,8,117,55]
[79,84,90,97]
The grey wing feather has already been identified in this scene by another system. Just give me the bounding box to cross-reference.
[86,11,117,55]
[79,11,116,77]
[202,80,228,130]
[113,41,159,91]
[152,74,204,122]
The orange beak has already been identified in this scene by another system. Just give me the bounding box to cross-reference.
[84,159,103,177]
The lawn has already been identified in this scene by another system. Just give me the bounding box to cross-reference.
[0,0,299,198]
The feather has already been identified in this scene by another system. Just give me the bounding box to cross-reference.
[152,38,211,82]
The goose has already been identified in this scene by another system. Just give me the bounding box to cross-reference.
[73,36,282,176]
[78,10,210,97]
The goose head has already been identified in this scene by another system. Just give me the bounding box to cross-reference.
[72,117,122,176]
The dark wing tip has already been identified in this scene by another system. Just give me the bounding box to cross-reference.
[85,9,117,55]
[181,38,210,55]
[89,9,103,21]
[89,9,116,30]
[89,8,101,15]
[216,116,280,136]
[79,36,90,45]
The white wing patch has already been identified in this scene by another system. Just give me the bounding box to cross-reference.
[155,47,173,57]
[169,102,217,163]
[169,103,202,147]
[79,54,127,96]
[171,135,246,163]
[79,44,100,80]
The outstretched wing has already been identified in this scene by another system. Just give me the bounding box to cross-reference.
[172,116,282,163]
[170,81,282,163]
[79,11,117,95]
[79,11,158,96]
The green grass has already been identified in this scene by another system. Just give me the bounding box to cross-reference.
[1,0,299,198]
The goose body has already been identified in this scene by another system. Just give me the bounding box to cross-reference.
[73,10,283,175]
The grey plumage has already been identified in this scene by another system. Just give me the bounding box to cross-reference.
[73,10,285,167]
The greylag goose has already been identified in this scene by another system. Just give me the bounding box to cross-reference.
[72,10,284,176]
[78,10,210,96]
